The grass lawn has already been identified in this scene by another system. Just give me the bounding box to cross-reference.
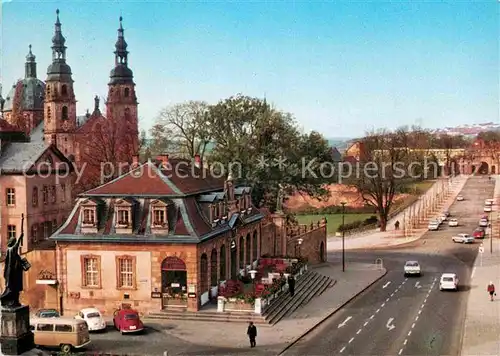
[295,213,374,235]
[409,180,435,194]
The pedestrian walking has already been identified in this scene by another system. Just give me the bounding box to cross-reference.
[287,275,295,297]
[395,220,400,230]
[247,321,257,347]
[487,281,496,301]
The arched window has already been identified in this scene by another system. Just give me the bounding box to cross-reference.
[32,187,38,207]
[61,85,67,96]
[210,249,218,286]
[124,88,130,97]
[61,106,68,121]
[219,245,226,280]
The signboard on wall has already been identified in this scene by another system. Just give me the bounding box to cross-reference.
[151,292,162,298]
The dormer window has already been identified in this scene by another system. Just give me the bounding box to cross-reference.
[150,199,169,231]
[117,209,130,227]
[82,208,96,226]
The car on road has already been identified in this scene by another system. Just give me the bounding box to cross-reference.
[443,211,450,217]
[439,273,459,291]
[75,307,107,332]
[34,308,60,318]
[428,221,439,231]
[404,261,421,277]
[439,214,447,222]
[473,228,485,239]
[485,199,493,206]
[448,218,458,227]
[484,206,492,212]
[452,233,474,244]
[457,195,464,201]
[113,308,144,334]
[479,219,488,227]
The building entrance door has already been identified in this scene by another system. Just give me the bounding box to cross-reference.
[161,256,187,309]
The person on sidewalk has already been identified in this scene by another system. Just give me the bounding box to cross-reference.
[247,321,257,347]
[395,221,400,230]
[288,275,296,297]
[487,281,496,301]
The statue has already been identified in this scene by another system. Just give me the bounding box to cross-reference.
[0,214,30,308]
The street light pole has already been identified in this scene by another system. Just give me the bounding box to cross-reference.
[341,202,346,272]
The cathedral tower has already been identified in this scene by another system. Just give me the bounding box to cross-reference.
[44,9,77,158]
[106,16,139,157]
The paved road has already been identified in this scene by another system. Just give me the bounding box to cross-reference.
[283,176,495,356]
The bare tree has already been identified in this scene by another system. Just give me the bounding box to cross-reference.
[152,101,212,158]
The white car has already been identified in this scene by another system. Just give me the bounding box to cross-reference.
[479,219,489,227]
[484,206,492,212]
[404,261,421,277]
[452,233,474,244]
[485,200,493,206]
[428,221,439,231]
[439,273,459,291]
[448,218,458,227]
[75,307,107,331]
[457,195,464,201]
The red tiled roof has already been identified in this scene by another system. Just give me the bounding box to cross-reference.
[173,207,190,235]
[60,207,80,234]
[102,200,115,234]
[183,197,211,236]
[84,164,178,196]
[0,120,23,133]
[138,199,151,234]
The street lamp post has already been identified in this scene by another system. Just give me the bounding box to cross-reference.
[341,202,346,272]
[249,270,257,296]
[297,238,303,258]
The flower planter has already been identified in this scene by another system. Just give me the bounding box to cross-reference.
[225,300,254,311]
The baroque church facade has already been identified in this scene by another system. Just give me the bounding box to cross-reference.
[1,10,139,178]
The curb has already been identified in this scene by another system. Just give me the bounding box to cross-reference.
[278,268,388,355]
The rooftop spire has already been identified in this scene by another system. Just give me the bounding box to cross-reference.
[51,9,67,61]
[115,16,128,65]
[109,16,134,84]
[25,44,37,78]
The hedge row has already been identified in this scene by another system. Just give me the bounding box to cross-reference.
[337,215,378,232]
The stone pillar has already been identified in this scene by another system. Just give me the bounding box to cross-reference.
[0,305,35,355]
[272,212,286,256]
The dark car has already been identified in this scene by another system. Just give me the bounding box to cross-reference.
[35,309,60,318]
[113,308,144,334]
[473,228,485,239]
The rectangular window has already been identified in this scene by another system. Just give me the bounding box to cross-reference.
[83,209,95,224]
[82,257,100,287]
[153,209,165,225]
[7,225,16,239]
[6,188,15,206]
[61,184,66,202]
[118,257,134,288]
[118,210,130,225]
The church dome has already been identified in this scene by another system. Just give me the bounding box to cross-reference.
[46,62,73,82]
[109,64,134,85]
[2,78,45,112]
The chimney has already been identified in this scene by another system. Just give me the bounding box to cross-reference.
[194,154,201,168]
[156,154,169,168]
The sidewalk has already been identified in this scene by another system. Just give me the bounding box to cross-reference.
[328,176,469,251]
[461,176,500,356]
[144,263,386,355]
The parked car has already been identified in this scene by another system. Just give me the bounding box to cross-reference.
[473,228,485,239]
[479,219,489,227]
[30,317,90,353]
[452,233,474,244]
[485,199,493,206]
[113,308,144,334]
[457,195,464,201]
[404,261,421,277]
[443,211,451,217]
[428,221,439,231]
[75,307,107,332]
[35,308,60,318]
[448,218,459,227]
[439,214,447,222]
[439,273,459,291]
[484,206,492,212]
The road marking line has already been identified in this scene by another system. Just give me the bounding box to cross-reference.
[418,310,422,315]
[340,346,346,353]
[404,339,407,345]
[405,278,408,281]
[386,298,390,302]
[399,349,403,355]
[471,267,476,279]
[391,293,394,297]
[357,329,362,335]
[370,315,374,319]
[411,323,415,328]
[415,316,419,321]
[349,337,354,343]
[364,321,368,326]
[408,331,412,336]
[381,303,385,307]
[376,308,380,313]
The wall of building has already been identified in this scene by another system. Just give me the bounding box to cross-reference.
[286,220,327,264]
[0,175,28,251]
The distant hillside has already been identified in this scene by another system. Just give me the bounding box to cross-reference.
[432,122,500,137]
[327,137,353,152]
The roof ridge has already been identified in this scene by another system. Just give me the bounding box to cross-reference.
[82,162,148,195]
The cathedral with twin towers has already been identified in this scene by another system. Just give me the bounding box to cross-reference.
[0,9,139,173]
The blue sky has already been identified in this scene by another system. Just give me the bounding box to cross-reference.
[1,1,498,137]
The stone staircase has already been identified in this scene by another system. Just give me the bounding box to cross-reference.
[146,270,334,325]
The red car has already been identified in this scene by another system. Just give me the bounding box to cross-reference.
[113,308,144,334]
[473,228,485,239]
